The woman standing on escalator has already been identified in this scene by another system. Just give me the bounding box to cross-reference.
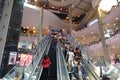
[42,55,51,80]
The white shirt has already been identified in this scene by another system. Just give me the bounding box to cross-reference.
[67,51,74,61]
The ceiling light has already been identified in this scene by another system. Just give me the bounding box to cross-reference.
[60,8,63,10]
[26,26,29,29]
[51,6,55,8]
[115,17,119,20]
[93,36,96,39]
[33,27,36,29]
[23,27,26,29]
[105,27,108,29]
[66,16,69,19]
[112,46,115,48]
[91,32,94,34]
[82,35,84,37]
[34,0,38,2]
[107,23,110,26]
[72,5,74,8]
[33,30,36,33]
[43,5,46,7]
[113,23,116,26]
[99,0,118,12]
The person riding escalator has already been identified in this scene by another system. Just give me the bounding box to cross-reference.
[40,55,51,80]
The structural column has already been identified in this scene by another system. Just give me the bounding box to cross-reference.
[97,7,110,68]
[68,4,72,36]
[0,0,24,78]
[38,7,43,43]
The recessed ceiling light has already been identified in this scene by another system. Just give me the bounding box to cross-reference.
[60,8,63,10]
[33,27,36,29]
[66,16,69,19]
[23,27,26,29]
[93,36,96,39]
[107,23,110,26]
[72,5,74,8]
[34,0,38,2]
[43,5,46,7]
[82,35,85,37]
[112,46,115,48]
[115,17,119,20]
[26,26,29,29]
[51,6,54,8]
[83,37,86,39]
[91,32,94,34]
[105,27,108,29]
[113,23,116,26]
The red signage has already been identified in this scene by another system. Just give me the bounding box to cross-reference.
[20,54,33,66]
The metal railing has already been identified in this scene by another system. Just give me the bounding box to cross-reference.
[3,34,51,80]
[66,34,101,80]
[57,40,70,80]
[27,39,51,80]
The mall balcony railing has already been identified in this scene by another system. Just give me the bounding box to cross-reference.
[2,34,51,80]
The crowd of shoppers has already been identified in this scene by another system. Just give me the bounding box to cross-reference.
[41,29,87,80]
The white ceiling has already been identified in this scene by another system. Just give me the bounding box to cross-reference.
[21,3,67,29]
[21,1,120,57]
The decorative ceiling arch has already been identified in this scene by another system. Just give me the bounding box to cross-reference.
[48,0,80,7]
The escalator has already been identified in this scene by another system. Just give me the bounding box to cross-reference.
[40,39,57,80]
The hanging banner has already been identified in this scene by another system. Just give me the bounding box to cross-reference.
[20,54,33,66]
[8,51,17,65]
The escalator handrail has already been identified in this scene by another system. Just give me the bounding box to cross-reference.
[57,40,70,80]
[25,36,51,80]
[3,34,50,80]
[30,39,52,80]
[2,66,15,80]
[25,34,50,71]
[83,57,101,80]
[66,34,101,80]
